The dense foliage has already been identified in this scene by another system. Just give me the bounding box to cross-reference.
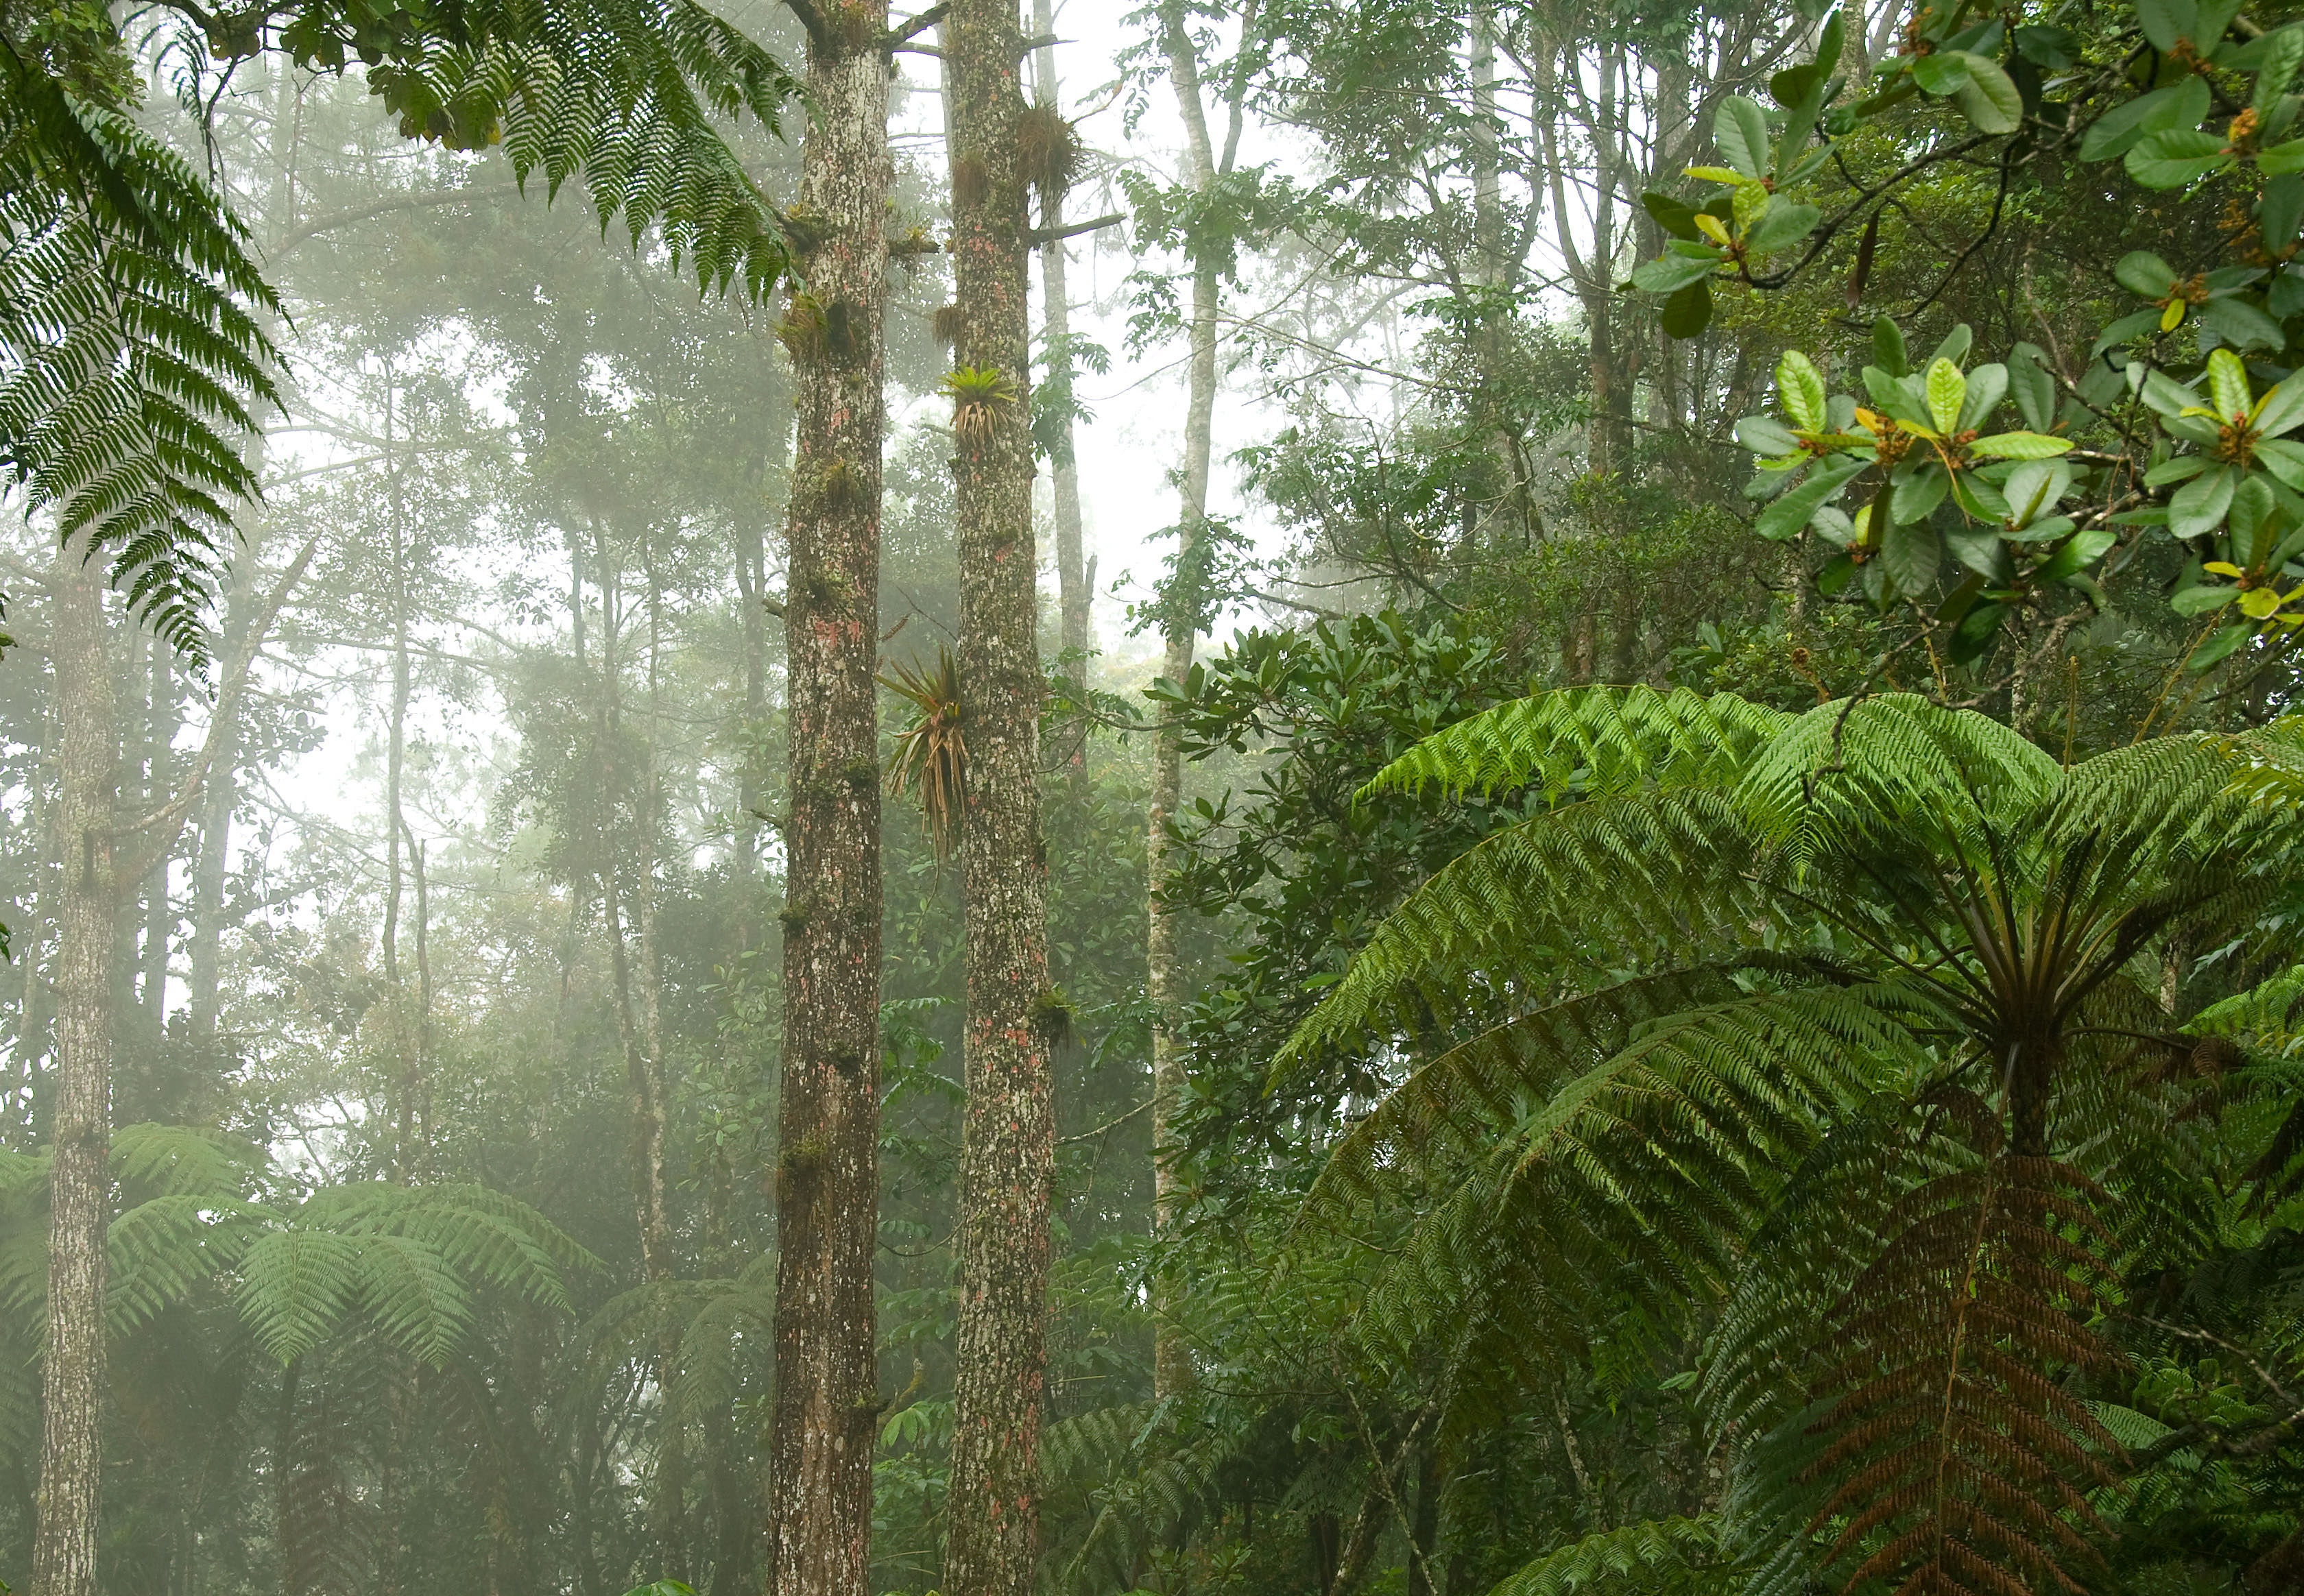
[3,1,2304,1595]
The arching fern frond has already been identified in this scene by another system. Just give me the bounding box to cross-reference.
[110,1122,268,1199]
[1277,788,1762,1072]
[266,0,802,297]
[1361,686,1786,804]
[0,53,280,655]
[106,1193,261,1334]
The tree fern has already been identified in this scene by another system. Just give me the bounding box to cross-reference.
[1284,688,2304,1596]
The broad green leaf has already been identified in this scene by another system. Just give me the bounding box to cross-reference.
[2144,455,2210,487]
[2259,138,2304,175]
[2033,527,2117,583]
[2007,354,2056,432]
[2255,436,2304,487]
[2197,295,2287,350]
[1642,191,1702,239]
[2137,0,2197,55]
[1632,252,1721,293]
[2078,76,2211,161]
[2254,376,2304,436]
[1736,415,1802,457]
[1882,515,1941,596]
[2126,128,2233,190]
[2231,474,2277,560]
[1929,324,1973,366]
[1968,432,2072,459]
[1893,463,1949,524]
[1924,358,1965,435]
[2170,463,2238,537]
[2172,583,2241,614]
[2088,308,2168,361]
[2187,620,2253,670]
[2003,459,2073,523]
[1910,51,1971,96]
[1871,315,1908,377]
[2115,250,2180,298]
[2207,347,2253,418]
[1816,9,1847,75]
[1660,278,1714,339]
[2263,173,2304,252]
[1776,351,1827,431]
[2135,366,2207,417]
[2252,25,2304,109]
[1747,201,1821,256]
[1958,363,2008,431]
[1716,97,1771,180]
[1946,53,2024,135]
[1753,457,1867,540]
[1949,469,2011,523]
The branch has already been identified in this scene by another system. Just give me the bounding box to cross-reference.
[884,3,946,47]
[1027,211,1123,246]
[782,0,830,46]
[111,533,322,876]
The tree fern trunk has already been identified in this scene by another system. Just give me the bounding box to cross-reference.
[33,549,119,1596]
[942,3,1056,1595]
[763,9,889,1596]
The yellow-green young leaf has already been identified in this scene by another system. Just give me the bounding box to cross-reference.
[1683,165,1745,185]
[1967,433,2074,460]
[1731,181,1770,234]
[2208,348,2253,420]
[1777,351,1827,431]
[1925,358,1966,435]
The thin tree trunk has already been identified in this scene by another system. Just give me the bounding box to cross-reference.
[34,548,121,1596]
[943,3,1057,1595]
[1144,0,1227,1406]
[762,10,889,1596]
[141,643,173,1017]
[1033,0,1092,687]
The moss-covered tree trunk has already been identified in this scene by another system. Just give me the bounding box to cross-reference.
[764,7,889,1596]
[941,2,1056,1593]
[34,548,120,1596]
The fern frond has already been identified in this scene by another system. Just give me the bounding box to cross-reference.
[1,57,280,654]
[1351,984,1936,1364]
[238,1229,363,1365]
[1277,788,1760,1072]
[106,1194,260,1334]
[110,1122,267,1198]
[1361,686,1786,803]
[274,0,802,298]
[1487,1517,1730,1596]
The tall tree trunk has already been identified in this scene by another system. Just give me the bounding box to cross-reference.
[763,9,889,1596]
[34,549,121,1596]
[942,3,1056,1595]
[1033,0,1092,688]
[186,575,253,1037]
[1143,0,1229,1406]
[141,642,173,1018]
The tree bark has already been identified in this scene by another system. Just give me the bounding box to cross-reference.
[34,548,121,1596]
[942,3,1057,1595]
[762,9,889,1596]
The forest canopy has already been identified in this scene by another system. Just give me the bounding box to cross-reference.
[3,1,2304,1595]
